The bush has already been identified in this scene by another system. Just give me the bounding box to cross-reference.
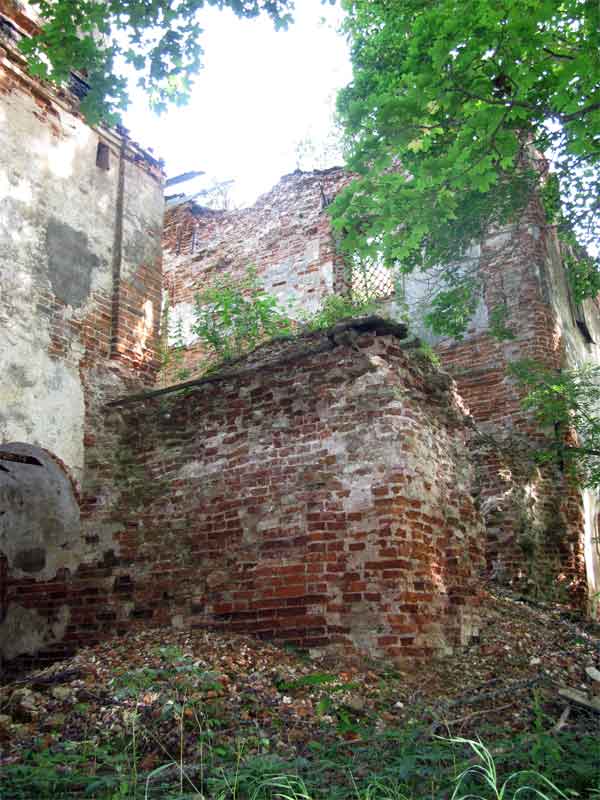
[304,293,381,330]
[191,268,292,363]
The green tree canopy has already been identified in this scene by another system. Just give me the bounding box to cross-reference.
[19,0,296,123]
[330,0,600,337]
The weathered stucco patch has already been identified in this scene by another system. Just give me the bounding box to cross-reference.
[583,490,600,604]
[0,322,85,479]
[46,218,99,308]
[0,604,70,660]
[0,444,81,580]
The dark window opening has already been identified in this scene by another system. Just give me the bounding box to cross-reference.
[0,452,43,467]
[0,13,22,42]
[96,142,110,171]
[319,183,332,210]
[564,252,595,344]
[68,72,90,100]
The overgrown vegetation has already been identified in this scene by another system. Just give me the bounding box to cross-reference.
[330,0,600,339]
[3,593,599,799]
[301,293,381,331]
[160,293,192,383]
[510,360,600,488]
[160,268,387,379]
[162,268,600,489]
[190,267,294,363]
[4,655,599,798]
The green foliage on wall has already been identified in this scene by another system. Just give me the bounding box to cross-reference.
[511,359,600,488]
[191,268,293,364]
[331,0,600,338]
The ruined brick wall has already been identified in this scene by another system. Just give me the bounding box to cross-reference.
[0,6,164,477]
[434,201,598,601]
[161,167,352,381]
[541,228,600,604]
[3,323,485,668]
[162,169,598,603]
[0,3,165,664]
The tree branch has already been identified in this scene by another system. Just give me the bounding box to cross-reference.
[455,87,600,126]
[542,46,575,61]
[560,101,600,123]
[554,445,600,458]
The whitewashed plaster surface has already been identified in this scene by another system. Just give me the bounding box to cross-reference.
[0,80,116,479]
[0,76,163,480]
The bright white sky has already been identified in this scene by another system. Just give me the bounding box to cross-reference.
[124,1,351,207]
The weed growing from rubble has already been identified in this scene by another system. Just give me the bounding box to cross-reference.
[159,295,193,384]
[187,269,385,375]
[191,267,293,365]
[302,293,381,331]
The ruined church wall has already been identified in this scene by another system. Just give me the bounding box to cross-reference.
[0,4,165,664]
[434,202,593,600]
[162,170,596,602]
[161,167,351,381]
[3,327,485,668]
[540,227,600,603]
[0,10,164,484]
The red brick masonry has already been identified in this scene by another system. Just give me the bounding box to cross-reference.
[76,320,485,663]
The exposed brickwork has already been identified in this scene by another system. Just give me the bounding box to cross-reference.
[436,204,589,598]
[3,0,598,672]
[0,1,165,666]
[161,173,597,603]
[161,168,352,381]
[4,325,485,670]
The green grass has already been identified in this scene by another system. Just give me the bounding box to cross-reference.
[4,651,599,799]
[4,721,599,799]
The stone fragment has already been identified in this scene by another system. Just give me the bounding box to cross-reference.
[51,686,72,702]
[345,695,365,712]
[10,688,43,721]
[585,666,600,683]
[44,713,67,729]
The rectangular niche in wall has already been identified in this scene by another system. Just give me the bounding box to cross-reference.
[96,142,110,171]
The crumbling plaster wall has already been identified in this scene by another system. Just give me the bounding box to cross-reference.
[0,15,164,483]
[0,5,165,665]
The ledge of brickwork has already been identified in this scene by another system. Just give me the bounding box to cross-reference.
[107,316,411,407]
